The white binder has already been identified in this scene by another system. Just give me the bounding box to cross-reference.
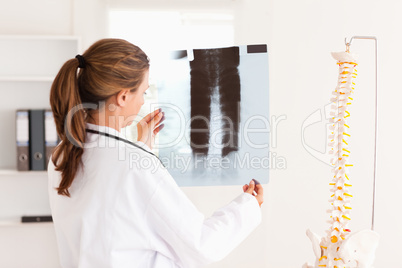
[44,110,58,168]
[16,110,30,171]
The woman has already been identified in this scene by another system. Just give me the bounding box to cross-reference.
[48,38,263,268]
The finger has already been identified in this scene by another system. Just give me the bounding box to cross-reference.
[150,112,163,130]
[245,180,255,195]
[252,179,261,185]
[136,122,147,138]
[242,184,248,192]
[141,108,162,124]
[152,112,165,124]
[155,112,165,127]
[243,185,256,196]
[254,184,264,195]
[160,112,165,123]
[153,124,165,135]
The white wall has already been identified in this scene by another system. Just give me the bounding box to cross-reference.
[237,0,401,267]
[0,0,72,35]
[1,0,401,267]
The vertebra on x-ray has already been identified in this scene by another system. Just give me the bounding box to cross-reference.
[189,47,241,158]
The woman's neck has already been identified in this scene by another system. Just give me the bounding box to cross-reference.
[87,108,122,132]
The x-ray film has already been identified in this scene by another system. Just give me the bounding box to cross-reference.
[155,45,269,186]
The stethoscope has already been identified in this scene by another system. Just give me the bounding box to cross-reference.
[85,128,165,168]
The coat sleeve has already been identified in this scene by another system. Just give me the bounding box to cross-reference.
[144,168,262,268]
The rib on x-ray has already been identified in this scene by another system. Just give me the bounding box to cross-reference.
[154,45,269,187]
[189,47,241,158]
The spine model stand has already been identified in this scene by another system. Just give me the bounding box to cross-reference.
[303,50,380,268]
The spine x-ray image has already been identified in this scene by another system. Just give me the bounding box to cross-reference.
[189,47,241,158]
[155,45,269,187]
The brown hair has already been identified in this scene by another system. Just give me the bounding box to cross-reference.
[50,38,150,197]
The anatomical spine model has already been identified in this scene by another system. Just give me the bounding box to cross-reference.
[303,52,380,268]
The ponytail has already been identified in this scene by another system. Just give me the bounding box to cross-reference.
[49,38,150,197]
[50,59,86,197]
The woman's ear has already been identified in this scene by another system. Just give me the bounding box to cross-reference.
[116,89,129,107]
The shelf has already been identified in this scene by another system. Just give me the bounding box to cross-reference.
[0,35,78,226]
[0,169,47,176]
[0,220,53,227]
[0,35,80,80]
[0,76,54,82]
[0,35,80,41]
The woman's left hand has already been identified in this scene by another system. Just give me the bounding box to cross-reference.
[137,108,165,150]
[243,179,264,207]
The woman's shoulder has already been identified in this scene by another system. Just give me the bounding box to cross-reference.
[88,139,169,179]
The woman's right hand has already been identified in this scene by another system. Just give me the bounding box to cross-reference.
[243,179,264,207]
[137,108,165,150]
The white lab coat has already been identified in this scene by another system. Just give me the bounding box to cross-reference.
[48,122,262,268]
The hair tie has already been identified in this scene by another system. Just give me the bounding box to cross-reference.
[75,54,86,68]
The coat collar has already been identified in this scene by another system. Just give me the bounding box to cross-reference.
[85,122,127,139]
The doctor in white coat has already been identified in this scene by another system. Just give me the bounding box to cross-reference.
[48,38,263,268]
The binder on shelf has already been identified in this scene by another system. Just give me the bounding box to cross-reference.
[44,109,58,168]
[29,110,46,171]
[16,110,30,171]
[16,109,59,171]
